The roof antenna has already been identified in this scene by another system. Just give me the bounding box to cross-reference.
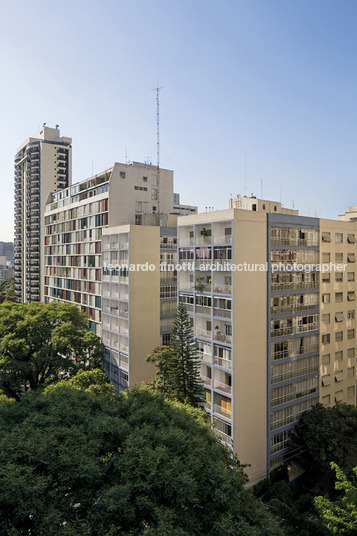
[152,80,163,214]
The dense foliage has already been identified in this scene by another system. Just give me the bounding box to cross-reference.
[0,277,15,303]
[288,403,357,492]
[0,379,281,535]
[255,403,357,534]
[315,463,357,535]
[146,303,204,407]
[0,301,102,396]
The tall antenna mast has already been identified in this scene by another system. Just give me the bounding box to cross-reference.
[152,82,163,217]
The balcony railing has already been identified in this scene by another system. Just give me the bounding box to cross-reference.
[179,237,194,246]
[213,285,231,294]
[213,308,231,319]
[271,343,319,361]
[197,350,212,362]
[195,328,211,339]
[271,364,319,384]
[271,281,318,291]
[214,332,232,344]
[271,303,318,315]
[271,238,319,247]
[200,375,212,387]
[213,379,231,394]
[271,323,319,338]
[213,404,232,419]
[215,429,232,446]
[213,235,232,244]
[213,356,232,369]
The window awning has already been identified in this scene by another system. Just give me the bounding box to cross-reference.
[335,391,344,402]
[348,234,356,243]
[322,375,331,386]
[322,232,331,242]
[335,372,344,382]
[335,312,344,322]
[348,254,356,262]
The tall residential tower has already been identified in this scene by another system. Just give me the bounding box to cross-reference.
[14,126,72,302]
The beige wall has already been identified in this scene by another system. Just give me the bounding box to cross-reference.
[127,225,161,386]
[320,219,357,407]
[232,210,268,484]
[108,163,174,227]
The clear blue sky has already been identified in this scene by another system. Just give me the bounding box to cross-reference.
[1,0,357,241]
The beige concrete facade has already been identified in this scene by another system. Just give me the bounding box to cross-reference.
[320,219,357,406]
[177,199,357,485]
[229,195,298,215]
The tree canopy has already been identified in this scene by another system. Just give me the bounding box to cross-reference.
[0,301,102,396]
[0,380,282,535]
[146,303,204,407]
[315,463,357,535]
[0,278,15,304]
[288,403,357,491]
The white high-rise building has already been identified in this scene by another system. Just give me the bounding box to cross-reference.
[14,126,72,302]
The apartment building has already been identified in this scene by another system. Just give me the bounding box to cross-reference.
[177,197,357,484]
[319,220,357,407]
[14,126,72,302]
[101,219,179,390]
[44,162,195,390]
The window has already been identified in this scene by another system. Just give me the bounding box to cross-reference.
[262,204,266,210]
[348,386,355,398]
[162,333,171,345]
[348,254,356,262]
[322,313,330,323]
[348,234,356,243]
[348,272,355,281]
[335,252,343,262]
[335,351,343,361]
[348,291,355,301]
[348,328,355,339]
[335,233,343,243]
[274,206,277,211]
[348,366,355,377]
[335,371,344,382]
[322,293,330,304]
[335,390,343,402]
[335,331,343,342]
[322,252,330,263]
[134,186,147,191]
[322,273,330,283]
[335,312,344,322]
[322,334,330,344]
[143,176,148,182]
[348,310,355,320]
[120,171,126,179]
[322,374,331,386]
[322,232,331,242]
[348,348,355,358]
[322,394,330,405]
[322,353,330,365]
[335,292,343,303]
[335,272,343,282]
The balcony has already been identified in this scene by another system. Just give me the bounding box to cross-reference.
[195,327,212,339]
[215,429,232,446]
[213,403,231,419]
[200,374,212,388]
[213,356,232,369]
[271,322,318,338]
[213,379,231,395]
